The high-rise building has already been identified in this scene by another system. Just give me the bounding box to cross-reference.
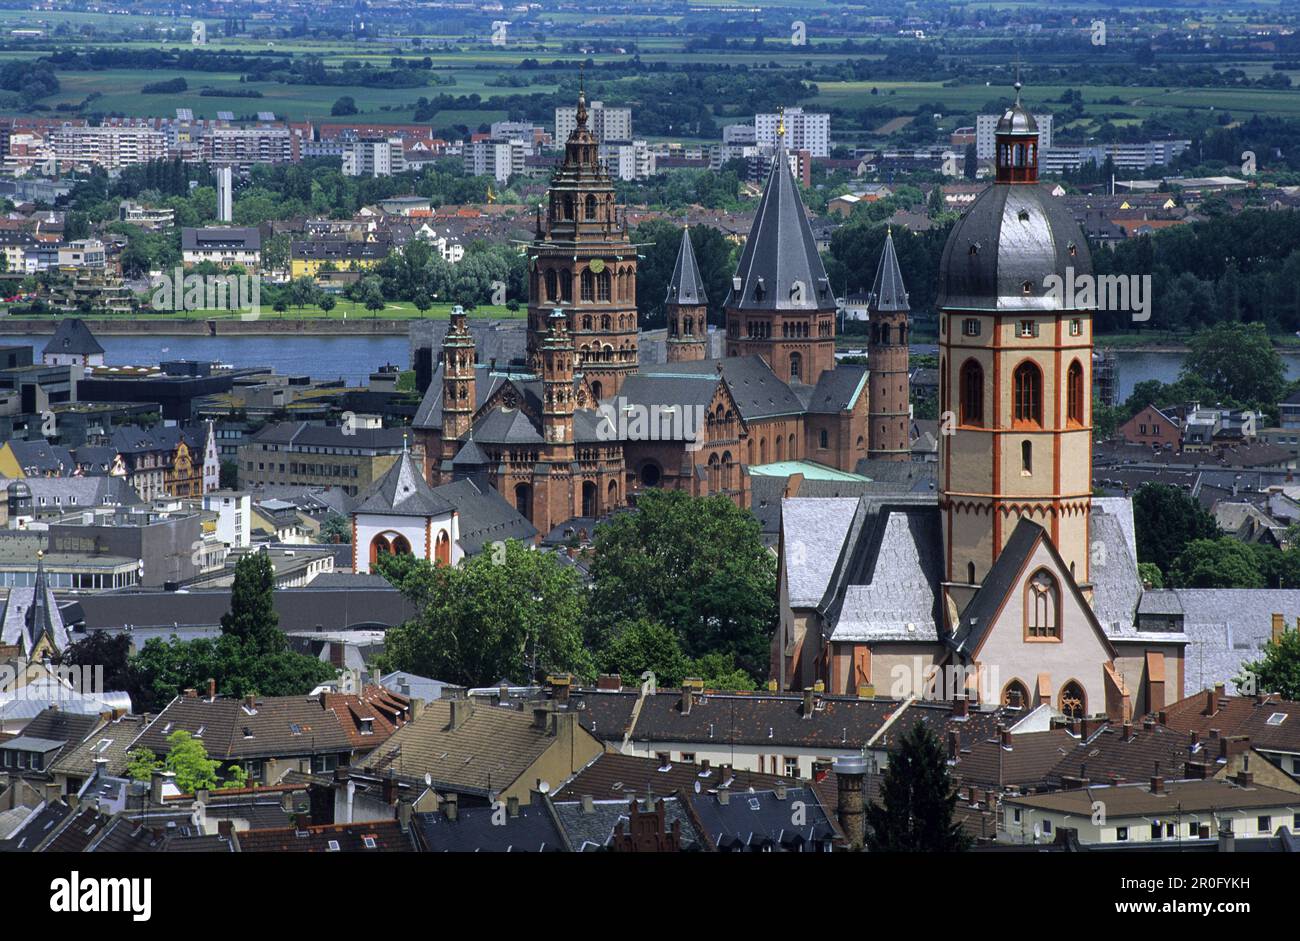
[755,108,830,158]
[462,137,525,184]
[48,125,168,170]
[554,100,632,145]
[342,137,405,177]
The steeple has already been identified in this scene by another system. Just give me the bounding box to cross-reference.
[666,225,708,362]
[994,74,1039,185]
[867,229,911,462]
[436,304,477,481]
[723,139,837,383]
[541,307,575,452]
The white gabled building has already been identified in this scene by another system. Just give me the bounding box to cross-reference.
[351,449,461,573]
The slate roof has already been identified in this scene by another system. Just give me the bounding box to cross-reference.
[181,226,261,251]
[47,713,147,780]
[470,406,544,446]
[1,707,99,762]
[1003,777,1299,817]
[1045,721,1200,787]
[688,786,836,851]
[250,421,405,452]
[0,800,71,852]
[563,688,640,742]
[552,795,702,851]
[134,693,356,761]
[868,228,909,313]
[42,318,103,358]
[645,356,807,421]
[353,450,453,518]
[802,365,868,414]
[950,518,1046,656]
[782,496,859,608]
[666,226,707,306]
[412,804,564,852]
[937,183,1091,312]
[553,751,796,801]
[725,147,835,312]
[4,439,74,476]
[429,477,538,554]
[1163,589,1300,696]
[1,557,70,656]
[236,819,415,852]
[0,475,141,507]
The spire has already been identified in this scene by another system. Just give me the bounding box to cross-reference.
[869,228,909,314]
[725,146,831,311]
[666,225,707,307]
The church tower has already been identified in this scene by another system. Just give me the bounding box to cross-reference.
[541,307,576,455]
[665,226,708,363]
[436,305,477,482]
[937,79,1095,602]
[724,128,837,385]
[866,229,911,461]
[527,88,638,400]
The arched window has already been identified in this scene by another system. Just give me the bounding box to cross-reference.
[775,436,784,462]
[597,270,611,302]
[1025,569,1059,639]
[819,429,828,449]
[967,561,976,585]
[390,534,411,556]
[435,531,451,566]
[960,359,984,426]
[559,269,572,302]
[1002,679,1030,710]
[514,483,532,519]
[608,479,619,504]
[1058,681,1086,719]
[545,269,558,302]
[585,194,597,219]
[1021,439,1032,475]
[1067,359,1084,425]
[789,352,803,383]
[562,195,574,220]
[580,269,595,302]
[1013,361,1042,426]
[582,480,597,518]
[590,380,603,402]
[368,533,390,567]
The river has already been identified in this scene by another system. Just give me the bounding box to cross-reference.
[8,334,1300,402]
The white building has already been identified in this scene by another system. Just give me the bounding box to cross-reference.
[555,100,632,144]
[216,166,233,222]
[463,137,525,184]
[598,139,655,180]
[48,125,168,170]
[202,490,251,549]
[976,112,1053,160]
[342,138,406,178]
[351,451,462,574]
[756,108,830,158]
[56,240,106,271]
[1038,140,1191,174]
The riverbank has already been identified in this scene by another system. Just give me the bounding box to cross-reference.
[0,317,414,336]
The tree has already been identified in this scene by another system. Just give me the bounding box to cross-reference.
[1138,562,1164,589]
[1133,483,1219,579]
[586,490,776,683]
[317,513,351,544]
[1170,538,1264,589]
[599,618,690,686]
[126,747,161,783]
[1243,626,1300,700]
[318,294,336,316]
[221,551,282,654]
[56,631,131,693]
[164,730,221,794]
[1181,322,1285,415]
[865,720,969,852]
[331,96,358,116]
[376,540,592,687]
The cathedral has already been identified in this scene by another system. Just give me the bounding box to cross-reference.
[412,92,885,535]
[775,84,1183,724]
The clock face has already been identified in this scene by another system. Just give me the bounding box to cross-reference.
[588,258,605,274]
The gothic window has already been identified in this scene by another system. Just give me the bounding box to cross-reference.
[435,531,451,566]
[960,359,984,426]
[1021,440,1032,475]
[585,194,597,219]
[819,429,828,449]
[562,195,574,220]
[1025,569,1059,639]
[789,351,803,383]
[597,270,611,302]
[1013,362,1042,426]
[967,561,976,585]
[1067,359,1084,425]
[581,269,595,302]
[880,323,891,345]
[545,269,557,302]
[601,314,612,331]
[559,269,572,302]
[1002,680,1029,710]
[582,315,593,331]
[1058,681,1086,719]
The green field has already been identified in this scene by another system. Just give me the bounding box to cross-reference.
[4,301,524,320]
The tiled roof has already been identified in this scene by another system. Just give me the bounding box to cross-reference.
[1004,777,1299,817]
[1161,690,1300,755]
[553,751,795,801]
[236,819,415,852]
[412,804,564,852]
[952,728,1079,790]
[47,713,146,780]
[134,693,356,761]
[1045,721,1200,787]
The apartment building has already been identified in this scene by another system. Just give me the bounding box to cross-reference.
[463,137,526,184]
[598,139,655,180]
[975,112,1053,160]
[237,421,407,496]
[203,125,298,167]
[181,227,262,269]
[555,100,632,144]
[756,108,830,157]
[342,137,406,177]
[1039,140,1192,174]
[48,125,168,170]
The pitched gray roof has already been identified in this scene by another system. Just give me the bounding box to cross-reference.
[1168,588,1300,697]
[42,318,103,357]
[782,497,859,608]
[429,477,538,554]
[354,451,453,517]
[666,227,707,307]
[645,356,805,420]
[949,518,1045,656]
[869,229,910,313]
[724,148,834,312]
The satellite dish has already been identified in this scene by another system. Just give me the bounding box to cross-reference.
[1033,823,1042,840]
[424,773,432,787]
[538,781,551,794]
[694,780,701,794]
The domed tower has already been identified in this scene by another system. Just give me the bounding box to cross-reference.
[527,88,639,400]
[665,225,708,363]
[937,80,1095,602]
[724,127,837,384]
[867,228,911,461]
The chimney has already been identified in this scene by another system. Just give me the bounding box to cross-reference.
[1184,760,1210,779]
[857,683,875,699]
[150,769,174,805]
[397,800,412,832]
[217,819,234,839]
[802,687,815,718]
[953,696,969,718]
[498,681,509,702]
[680,686,694,716]
[1189,730,1199,749]
[1000,727,1012,749]
[597,673,621,690]
[281,790,294,812]
[1081,717,1104,740]
[207,678,216,700]
[1219,828,1235,853]
[1070,718,1082,737]
[717,788,730,805]
[1142,716,1155,732]
[1273,613,1285,644]
[580,794,595,815]
[533,706,551,730]
[947,729,960,759]
[1150,770,1164,794]
[833,754,868,850]
[547,673,572,704]
[1236,754,1254,788]
[442,792,459,821]
[774,784,787,801]
[506,795,520,817]
[183,688,198,699]
[450,698,474,731]
[1122,721,1134,742]
[244,694,256,711]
